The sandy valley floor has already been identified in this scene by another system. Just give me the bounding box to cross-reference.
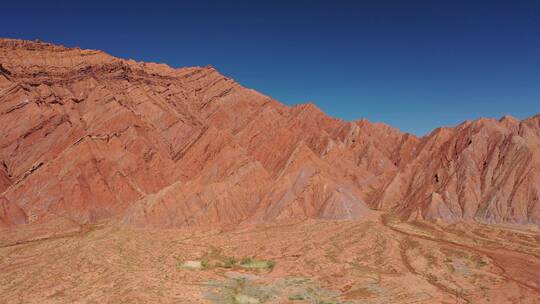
[1,214,539,304]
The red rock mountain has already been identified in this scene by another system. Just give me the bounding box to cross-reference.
[0,39,538,228]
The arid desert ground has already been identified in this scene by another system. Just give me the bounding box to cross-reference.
[1,214,539,303]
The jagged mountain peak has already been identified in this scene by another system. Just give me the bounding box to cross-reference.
[0,39,539,228]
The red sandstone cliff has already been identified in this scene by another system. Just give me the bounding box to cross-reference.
[0,39,538,228]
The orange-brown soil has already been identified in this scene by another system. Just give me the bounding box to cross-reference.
[1,214,538,303]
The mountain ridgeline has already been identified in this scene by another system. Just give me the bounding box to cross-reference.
[1,39,539,228]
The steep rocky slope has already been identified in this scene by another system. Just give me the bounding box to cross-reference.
[377,116,540,224]
[0,38,538,228]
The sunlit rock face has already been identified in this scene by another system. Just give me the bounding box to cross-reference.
[0,38,539,228]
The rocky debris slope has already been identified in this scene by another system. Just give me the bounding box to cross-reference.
[0,38,538,228]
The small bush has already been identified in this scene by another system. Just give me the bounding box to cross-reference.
[201,259,209,269]
[288,294,305,301]
[223,257,237,268]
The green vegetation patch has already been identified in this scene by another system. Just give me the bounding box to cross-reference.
[177,249,276,274]
[239,257,275,270]
[288,294,305,301]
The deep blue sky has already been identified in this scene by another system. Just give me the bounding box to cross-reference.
[2,1,539,135]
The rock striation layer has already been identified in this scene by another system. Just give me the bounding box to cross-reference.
[0,38,538,228]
